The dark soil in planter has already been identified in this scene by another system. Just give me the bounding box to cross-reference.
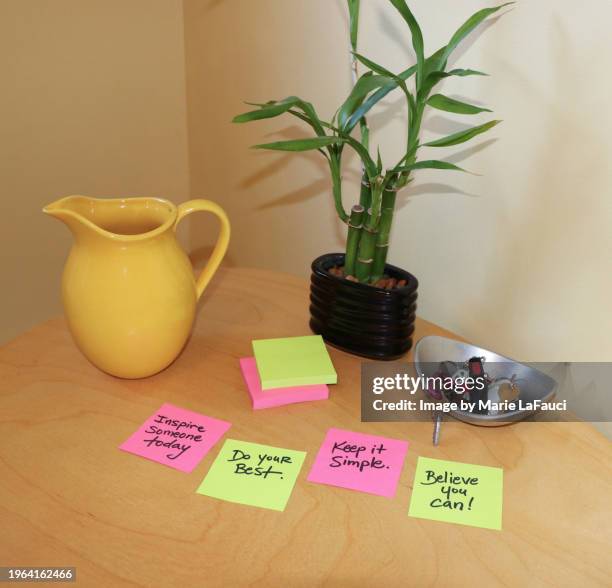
[328,265,409,290]
[310,253,419,360]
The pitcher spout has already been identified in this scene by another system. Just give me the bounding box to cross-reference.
[43,196,77,218]
[43,196,93,238]
[43,197,69,217]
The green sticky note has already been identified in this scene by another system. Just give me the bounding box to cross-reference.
[252,335,337,390]
[196,439,306,511]
[408,457,503,530]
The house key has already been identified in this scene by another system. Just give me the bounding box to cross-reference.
[432,410,442,446]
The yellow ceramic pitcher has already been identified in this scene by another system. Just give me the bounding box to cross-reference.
[43,196,230,379]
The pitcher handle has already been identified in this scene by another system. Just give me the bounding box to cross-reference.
[175,199,231,300]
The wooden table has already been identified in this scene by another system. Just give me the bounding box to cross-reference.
[1,268,610,587]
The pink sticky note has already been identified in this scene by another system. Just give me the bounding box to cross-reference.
[307,428,409,497]
[240,357,329,409]
[119,403,231,472]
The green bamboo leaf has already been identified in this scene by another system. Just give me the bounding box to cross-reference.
[287,109,337,132]
[347,0,361,51]
[342,135,378,178]
[424,120,501,147]
[338,72,390,130]
[352,52,412,102]
[352,53,403,87]
[360,119,370,151]
[442,3,514,64]
[233,102,292,123]
[423,46,448,78]
[234,96,326,136]
[376,147,383,174]
[427,94,492,115]
[252,137,345,152]
[345,63,417,132]
[407,91,417,119]
[448,68,488,77]
[419,68,488,99]
[389,0,425,88]
[394,160,468,173]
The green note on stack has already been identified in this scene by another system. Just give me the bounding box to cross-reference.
[252,335,337,390]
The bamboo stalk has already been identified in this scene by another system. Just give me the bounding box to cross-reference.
[354,225,377,282]
[359,174,372,209]
[371,188,397,281]
[329,154,349,223]
[344,204,365,277]
[355,179,383,282]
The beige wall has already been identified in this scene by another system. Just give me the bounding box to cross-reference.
[183,0,612,362]
[2,1,610,363]
[0,0,190,342]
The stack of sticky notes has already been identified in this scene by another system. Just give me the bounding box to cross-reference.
[240,335,337,409]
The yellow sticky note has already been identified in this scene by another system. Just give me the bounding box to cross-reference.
[196,439,306,511]
[408,457,503,530]
[252,335,337,389]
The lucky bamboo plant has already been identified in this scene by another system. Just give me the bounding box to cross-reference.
[234,0,511,285]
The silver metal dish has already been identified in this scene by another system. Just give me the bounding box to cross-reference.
[414,336,557,426]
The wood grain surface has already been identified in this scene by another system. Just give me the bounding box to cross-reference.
[1,268,610,587]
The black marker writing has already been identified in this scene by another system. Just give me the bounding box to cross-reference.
[144,425,202,442]
[234,463,283,479]
[257,453,292,466]
[153,414,206,434]
[422,469,479,511]
[421,469,479,486]
[227,449,250,462]
[330,455,385,472]
[332,441,366,458]
[142,435,190,459]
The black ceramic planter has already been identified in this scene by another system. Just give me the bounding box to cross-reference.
[309,253,419,360]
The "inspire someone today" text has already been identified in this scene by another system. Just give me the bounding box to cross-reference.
[142,414,207,459]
